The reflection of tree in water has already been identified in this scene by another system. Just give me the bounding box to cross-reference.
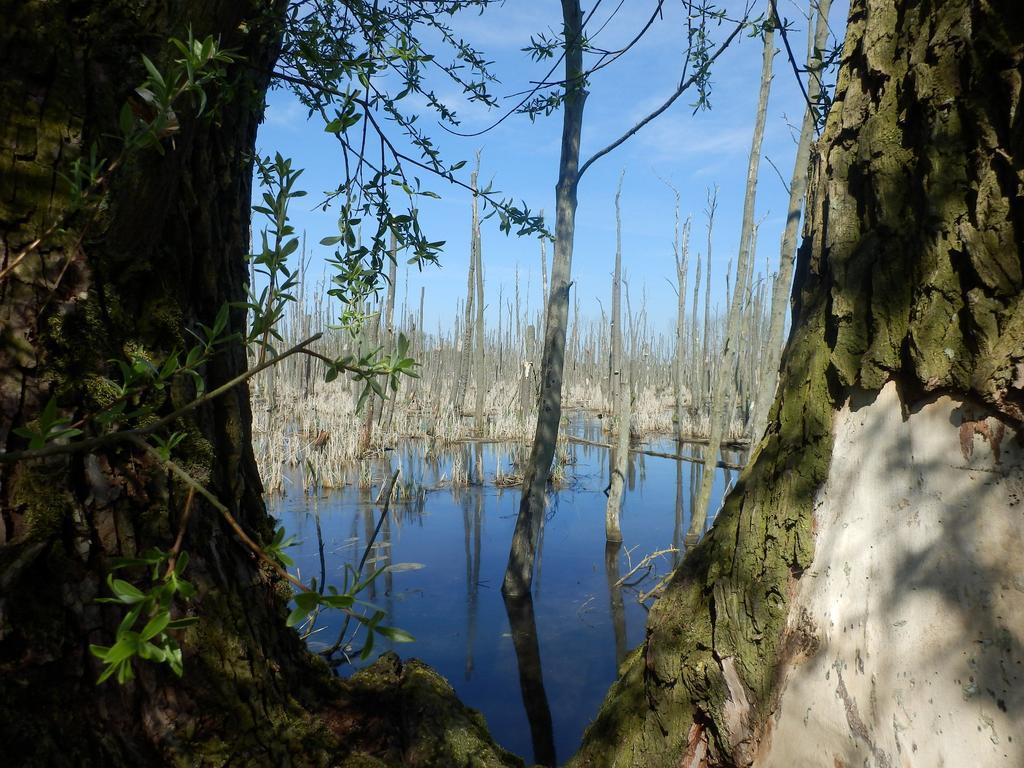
[463,491,482,680]
[503,592,556,767]
[534,489,557,599]
[672,460,684,566]
[604,541,628,669]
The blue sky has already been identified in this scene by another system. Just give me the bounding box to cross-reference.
[257,0,849,333]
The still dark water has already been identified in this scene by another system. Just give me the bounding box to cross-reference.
[269,420,741,765]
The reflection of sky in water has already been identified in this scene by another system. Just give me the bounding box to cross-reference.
[269,420,740,765]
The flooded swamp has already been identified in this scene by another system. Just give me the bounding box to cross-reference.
[269,416,745,764]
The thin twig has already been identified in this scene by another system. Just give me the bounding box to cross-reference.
[637,570,675,603]
[765,154,792,196]
[131,435,310,593]
[768,0,819,136]
[164,486,196,579]
[577,8,751,180]
[614,547,677,588]
[0,333,323,464]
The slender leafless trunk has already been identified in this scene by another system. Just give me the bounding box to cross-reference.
[451,161,480,415]
[605,367,629,542]
[751,0,832,439]
[701,189,716,411]
[503,0,586,597]
[609,171,625,410]
[539,208,548,308]
[382,233,399,433]
[472,164,486,443]
[670,188,691,443]
[690,18,774,539]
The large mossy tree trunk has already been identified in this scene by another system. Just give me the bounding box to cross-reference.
[571,1,1023,765]
[0,3,521,767]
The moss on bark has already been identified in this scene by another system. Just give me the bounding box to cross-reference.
[572,1,1023,765]
[0,3,520,767]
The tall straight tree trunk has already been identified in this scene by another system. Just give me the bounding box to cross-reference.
[690,18,774,539]
[358,294,382,453]
[750,0,832,440]
[539,208,549,309]
[701,191,715,413]
[572,2,1023,765]
[690,252,702,415]
[451,160,480,416]
[671,193,691,444]
[502,0,586,597]
[381,233,400,434]
[609,171,625,411]
[605,366,629,542]
[0,4,524,766]
[472,163,486,440]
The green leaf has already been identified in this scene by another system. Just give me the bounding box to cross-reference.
[117,605,142,636]
[166,617,200,631]
[360,629,375,660]
[375,625,415,643]
[286,606,309,628]
[174,578,196,600]
[138,640,166,661]
[140,611,170,641]
[320,593,354,610]
[96,661,120,685]
[166,645,184,677]
[89,643,111,659]
[140,55,165,90]
[293,591,321,612]
[109,577,146,604]
[174,550,190,576]
[103,636,138,665]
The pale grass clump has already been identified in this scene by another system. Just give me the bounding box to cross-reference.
[250,378,360,492]
[631,386,675,435]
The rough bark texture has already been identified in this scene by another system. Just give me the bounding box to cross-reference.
[571,0,1023,765]
[0,3,522,766]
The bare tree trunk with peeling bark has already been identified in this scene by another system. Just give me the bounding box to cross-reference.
[571,2,1024,765]
[605,367,629,543]
[690,18,774,540]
